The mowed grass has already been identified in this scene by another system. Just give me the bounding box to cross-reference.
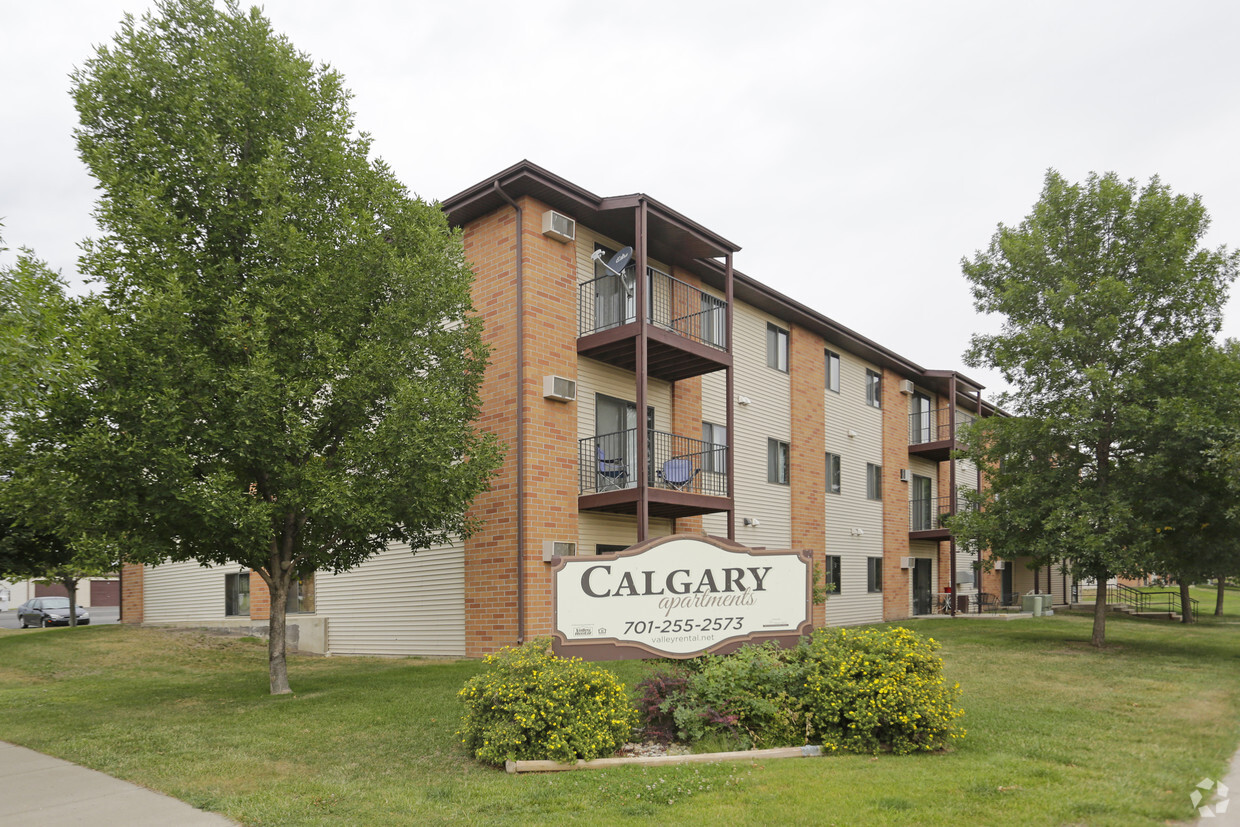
[1,613,1238,826]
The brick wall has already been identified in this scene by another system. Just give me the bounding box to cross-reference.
[120,562,143,623]
[462,195,578,656]
[881,368,911,619]
[789,324,826,626]
[249,573,270,621]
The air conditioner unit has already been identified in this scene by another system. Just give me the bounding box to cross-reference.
[542,375,576,402]
[993,560,1006,570]
[899,469,910,483]
[900,557,913,569]
[543,541,577,563]
[899,379,915,395]
[541,210,575,243]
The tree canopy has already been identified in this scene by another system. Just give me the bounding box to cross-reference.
[954,170,1238,645]
[6,0,500,692]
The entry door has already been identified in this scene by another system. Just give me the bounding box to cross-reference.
[595,395,654,488]
[913,558,933,615]
[911,393,933,443]
[1002,565,1014,605]
[911,474,933,530]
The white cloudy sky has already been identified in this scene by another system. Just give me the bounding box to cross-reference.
[3,1,1238,401]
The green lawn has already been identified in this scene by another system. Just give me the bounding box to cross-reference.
[1,613,1237,825]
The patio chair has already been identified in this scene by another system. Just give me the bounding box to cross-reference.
[659,457,699,491]
[976,592,999,613]
[596,446,628,491]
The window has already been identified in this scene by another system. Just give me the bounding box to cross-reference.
[911,474,933,530]
[286,574,315,614]
[225,572,250,616]
[867,557,883,592]
[702,422,727,473]
[823,555,841,596]
[866,369,882,408]
[702,294,726,347]
[825,452,841,494]
[866,463,883,500]
[824,349,840,392]
[767,438,790,485]
[766,324,789,372]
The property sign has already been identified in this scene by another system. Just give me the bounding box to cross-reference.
[552,535,813,660]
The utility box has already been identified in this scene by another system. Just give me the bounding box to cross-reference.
[1022,594,1041,616]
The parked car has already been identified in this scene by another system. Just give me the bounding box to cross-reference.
[17,597,90,628]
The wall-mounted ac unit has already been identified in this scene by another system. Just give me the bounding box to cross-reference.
[900,556,913,569]
[899,379,915,395]
[993,560,1006,570]
[543,375,576,402]
[541,210,575,243]
[899,469,910,482]
[543,541,576,563]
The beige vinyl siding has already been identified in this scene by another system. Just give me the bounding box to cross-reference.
[820,349,884,625]
[576,358,673,441]
[575,228,673,287]
[578,512,675,555]
[143,559,232,622]
[315,542,464,657]
[701,299,790,549]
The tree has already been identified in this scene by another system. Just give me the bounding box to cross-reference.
[1131,340,1240,622]
[16,0,500,693]
[954,170,1238,647]
[0,518,115,628]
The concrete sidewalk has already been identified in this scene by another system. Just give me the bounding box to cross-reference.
[0,741,236,825]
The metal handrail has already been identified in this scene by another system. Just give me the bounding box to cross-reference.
[1071,582,1198,620]
[908,406,975,445]
[909,494,976,531]
[578,268,727,350]
[579,428,728,497]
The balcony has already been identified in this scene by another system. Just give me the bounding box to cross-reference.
[578,428,731,519]
[909,494,976,540]
[577,267,730,382]
[908,407,975,461]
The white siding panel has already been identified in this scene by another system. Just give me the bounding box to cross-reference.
[576,358,673,441]
[144,559,231,622]
[577,513,675,555]
[702,300,790,548]
[315,542,464,657]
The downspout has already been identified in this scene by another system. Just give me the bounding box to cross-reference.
[948,374,958,616]
[493,181,525,644]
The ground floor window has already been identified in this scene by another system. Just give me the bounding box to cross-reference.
[823,555,841,595]
[287,574,316,614]
[867,557,883,592]
[225,571,250,616]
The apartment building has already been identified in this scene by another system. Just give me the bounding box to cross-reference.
[120,161,1038,657]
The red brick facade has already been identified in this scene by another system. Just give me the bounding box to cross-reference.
[120,562,143,623]
[880,368,912,619]
[789,324,827,626]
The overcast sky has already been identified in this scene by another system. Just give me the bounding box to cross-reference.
[3,1,1238,401]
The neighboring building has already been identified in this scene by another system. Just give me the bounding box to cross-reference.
[2,577,120,610]
[121,161,1055,656]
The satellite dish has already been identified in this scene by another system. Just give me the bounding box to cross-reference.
[591,246,633,278]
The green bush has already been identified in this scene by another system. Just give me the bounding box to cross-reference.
[457,639,638,766]
[634,627,964,755]
[801,626,965,755]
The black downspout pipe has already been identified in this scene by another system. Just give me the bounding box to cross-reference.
[493,181,525,644]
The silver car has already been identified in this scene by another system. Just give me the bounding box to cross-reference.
[17,596,90,627]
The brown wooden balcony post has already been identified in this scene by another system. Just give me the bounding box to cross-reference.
[636,200,649,541]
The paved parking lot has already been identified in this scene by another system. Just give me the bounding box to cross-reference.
[0,605,119,630]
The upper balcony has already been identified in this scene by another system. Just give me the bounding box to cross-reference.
[908,407,975,461]
[577,267,731,382]
[909,494,977,541]
[578,428,731,519]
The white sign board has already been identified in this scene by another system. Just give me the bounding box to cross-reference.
[552,535,812,660]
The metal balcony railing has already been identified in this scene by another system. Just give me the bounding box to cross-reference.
[578,267,727,350]
[909,494,976,531]
[579,428,728,497]
[909,407,975,445]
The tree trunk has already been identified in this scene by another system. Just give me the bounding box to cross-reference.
[64,577,80,628]
[1091,575,1108,647]
[267,570,291,695]
[1179,580,1193,623]
[1217,578,1226,617]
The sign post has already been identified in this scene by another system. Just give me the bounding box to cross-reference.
[552,534,812,660]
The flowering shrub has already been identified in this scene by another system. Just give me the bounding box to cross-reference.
[634,628,964,755]
[801,627,965,754]
[457,639,638,766]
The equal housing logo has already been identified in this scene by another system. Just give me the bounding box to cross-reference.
[1192,777,1230,819]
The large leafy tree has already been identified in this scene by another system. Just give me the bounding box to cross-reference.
[954,170,1237,646]
[8,0,500,693]
[1132,340,1240,621]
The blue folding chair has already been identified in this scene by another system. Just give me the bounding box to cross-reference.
[597,446,628,491]
[660,457,699,491]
